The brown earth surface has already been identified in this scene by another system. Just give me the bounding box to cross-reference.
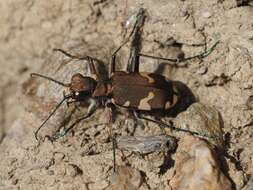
[0,0,253,190]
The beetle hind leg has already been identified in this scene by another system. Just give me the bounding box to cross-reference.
[138,40,219,65]
[126,111,145,136]
[133,111,167,134]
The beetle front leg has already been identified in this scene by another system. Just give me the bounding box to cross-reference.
[52,98,99,139]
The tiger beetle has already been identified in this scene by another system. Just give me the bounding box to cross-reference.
[31,9,218,142]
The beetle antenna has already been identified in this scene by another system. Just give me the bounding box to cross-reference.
[34,96,70,140]
[31,73,69,87]
[53,48,90,61]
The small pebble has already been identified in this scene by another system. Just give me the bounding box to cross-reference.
[106,166,142,190]
[202,10,212,18]
[197,66,208,75]
[169,136,232,190]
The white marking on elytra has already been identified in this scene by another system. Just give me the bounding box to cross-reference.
[165,101,171,109]
[165,94,178,109]
[90,74,98,80]
[140,73,155,83]
[138,92,155,110]
[123,101,131,107]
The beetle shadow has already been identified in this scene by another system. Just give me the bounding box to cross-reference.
[50,106,78,139]
[167,80,196,116]
[158,140,178,175]
[159,153,175,175]
[215,117,239,190]
[154,62,196,117]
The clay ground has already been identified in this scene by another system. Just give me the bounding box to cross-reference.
[0,0,253,189]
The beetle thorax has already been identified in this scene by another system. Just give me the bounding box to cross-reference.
[92,82,113,97]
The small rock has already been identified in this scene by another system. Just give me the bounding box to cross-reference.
[244,174,253,190]
[197,66,208,75]
[175,102,224,149]
[202,10,212,18]
[246,95,253,109]
[66,164,83,177]
[169,136,232,190]
[89,180,109,190]
[6,119,25,142]
[180,4,190,17]
[99,107,113,124]
[11,178,18,185]
[86,126,99,137]
[53,152,65,162]
[106,166,142,190]
[47,170,54,175]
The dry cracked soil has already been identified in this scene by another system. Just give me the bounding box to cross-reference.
[0,0,253,190]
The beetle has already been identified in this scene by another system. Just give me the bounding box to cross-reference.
[31,50,181,140]
[31,9,218,141]
[32,44,216,140]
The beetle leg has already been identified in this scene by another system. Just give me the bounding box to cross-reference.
[52,98,99,139]
[66,100,82,112]
[63,90,81,110]
[133,111,166,134]
[87,57,99,80]
[126,111,145,136]
[109,54,116,77]
[138,40,219,64]
[135,112,214,138]
[112,133,117,172]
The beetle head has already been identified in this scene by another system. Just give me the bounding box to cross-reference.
[31,72,98,140]
[69,73,97,100]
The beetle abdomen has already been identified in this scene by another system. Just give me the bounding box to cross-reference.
[111,72,179,111]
